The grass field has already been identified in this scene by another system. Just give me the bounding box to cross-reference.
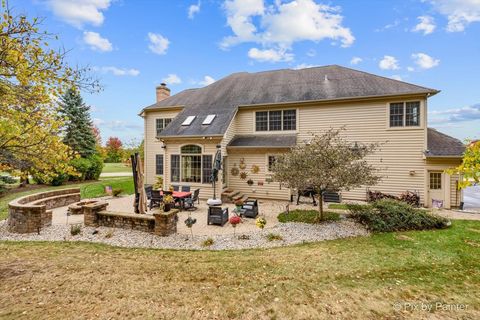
[102,162,132,174]
[0,220,478,319]
[0,177,134,220]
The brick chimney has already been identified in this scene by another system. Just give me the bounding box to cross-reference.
[156,83,170,102]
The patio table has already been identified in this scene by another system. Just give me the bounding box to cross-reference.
[160,191,192,209]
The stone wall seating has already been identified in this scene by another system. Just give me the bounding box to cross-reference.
[8,188,81,234]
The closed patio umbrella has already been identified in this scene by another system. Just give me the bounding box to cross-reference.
[135,153,148,214]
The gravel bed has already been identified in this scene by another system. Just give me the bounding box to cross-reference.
[0,219,369,250]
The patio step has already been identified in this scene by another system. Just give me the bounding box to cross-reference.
[221,188,246,203]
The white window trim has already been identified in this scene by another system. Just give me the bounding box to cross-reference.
[170,144,214,185]
[386,100,424,130]
[253,108,298,134]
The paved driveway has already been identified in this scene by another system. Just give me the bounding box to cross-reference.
[464,185,480,211]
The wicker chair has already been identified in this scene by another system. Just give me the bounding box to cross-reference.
[149,190,163,210]
[207,206,229,226]
[184,188,200,210]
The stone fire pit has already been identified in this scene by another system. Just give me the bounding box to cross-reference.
[68,200,100,215]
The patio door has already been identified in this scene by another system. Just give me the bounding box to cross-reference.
[428,171,444,208]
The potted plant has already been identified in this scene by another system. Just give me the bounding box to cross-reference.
[256,217,267,230]
[163,194,174,212]
[153,176,163,190]
[169,185,174,192]
[234,199,244,210]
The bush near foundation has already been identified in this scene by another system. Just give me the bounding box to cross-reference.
[347,199,450,233]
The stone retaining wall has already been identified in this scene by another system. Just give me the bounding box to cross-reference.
[84,202,177,236]
[8,188,81,234]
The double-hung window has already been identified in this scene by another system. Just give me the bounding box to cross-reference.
[155,154,164,175]
[255,110,296,132]
[389,102,420,128]
[156,118,172,135]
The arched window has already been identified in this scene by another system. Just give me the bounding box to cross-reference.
[181,145,202,154]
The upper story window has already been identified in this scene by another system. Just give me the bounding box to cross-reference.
[156,118,172,136]
[255,109,296,132]
[389,101,420,127]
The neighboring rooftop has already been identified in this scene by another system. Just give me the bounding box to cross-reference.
[142,65,439,137]
[227,135,297,148]
[426,128,465,157]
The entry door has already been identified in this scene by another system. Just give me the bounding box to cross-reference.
[428,171,444,207]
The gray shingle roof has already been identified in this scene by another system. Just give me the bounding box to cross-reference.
[426,128,465,157]
[143,65,438,137]
[228,135,297,148]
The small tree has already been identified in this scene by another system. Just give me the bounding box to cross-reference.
[271,128,381,222]
[446,140,479,189]
[105,137,124,163]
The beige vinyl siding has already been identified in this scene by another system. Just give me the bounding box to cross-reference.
[227,149,291,200]
[143,109,181,185]
[450,175,461,207]
[425,158,463,208]
[235,97,427,203]
[221,111,237,156]
[161,139,221,200]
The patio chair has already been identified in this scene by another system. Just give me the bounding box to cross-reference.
[207,206,229,226]
[173,185,179,191]
[149,190,163,210]
[239,199,258,218]
[144,185,153,200]
[184,188,200,210]
[182,185,191,192]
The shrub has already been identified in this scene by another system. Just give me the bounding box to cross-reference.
[69,157,91,181]
[33,173,69,186]
[69,154,104,181]
[266,233,283,241]
[70,224,82,236]
[347,199,450,233]
[0,175,16,184]
[85,154,103,180]
[278,210,340,224]
[201,238,215,247]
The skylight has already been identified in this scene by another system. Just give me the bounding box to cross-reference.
[202,114,216,125]
[182,116,196,126]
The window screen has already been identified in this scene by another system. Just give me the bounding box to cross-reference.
[155,154,163,175]
[406,102,420,126]
[389,103,404,127]
[170,155,180,182]
[256,111,268,131]
[269,111,282,131]
[202,155,213,183]
[283,110,296,130]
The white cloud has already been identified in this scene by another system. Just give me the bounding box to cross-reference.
[390,75,403,81]
[199,75,215,86]
[293,63,319,70]
[148,32,170,55]
[375,19,401,32]
[221,0,354,62]
[412,15,436,35]
[47,0,111,28]
[96,66,140,76]
[379,55,400,70]
[427,0,480,32]
[430,103,480,124]
[188,1,201,19]
[350,56,362,65]
[411,52,440,69]
[248,47,294,62]
[83,31,112,52]
[162,74,182,85]
[407,66,415,72]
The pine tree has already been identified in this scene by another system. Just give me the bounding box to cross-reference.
[59,88,97,157]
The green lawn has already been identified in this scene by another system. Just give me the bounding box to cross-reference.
[101,162,132,174]
[278,209,340,223]
[0,177,134,220]
[0,220,478,319]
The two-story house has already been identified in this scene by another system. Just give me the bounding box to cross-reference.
[139,65,465,208]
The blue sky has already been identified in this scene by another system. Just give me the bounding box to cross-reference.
[16,0,480,143]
